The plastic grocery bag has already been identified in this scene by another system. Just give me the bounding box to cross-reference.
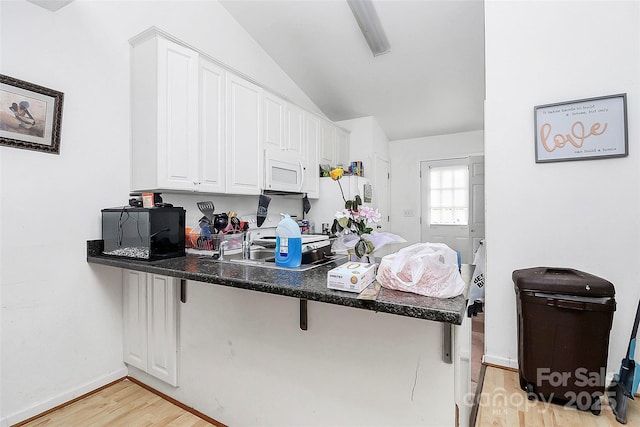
[376,242,465,298]
[470,241,485,303]
[467,241,485,316]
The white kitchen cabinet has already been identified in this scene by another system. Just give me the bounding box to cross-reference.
[303,112,320,198]
[226,73,263,195]
[130,31,228,194]
[263,92,285,153]
[264,92,304,159]
[130,28,346,196]
[130,32,199,192]
[198,57,227,193]
[335,127,350,169]
[285,102,304,157]
[123,270,148,371]
[123,270,178,387]
[319,120,350,169]
[319,119,335,167]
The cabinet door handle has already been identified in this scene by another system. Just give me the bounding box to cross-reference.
[552,299,586,310]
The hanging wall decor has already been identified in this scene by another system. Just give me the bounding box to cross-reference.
[534,93,627,163]
[0,74,64,154]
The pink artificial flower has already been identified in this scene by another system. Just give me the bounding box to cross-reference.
[358,206,382,223]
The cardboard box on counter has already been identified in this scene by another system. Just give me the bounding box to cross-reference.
[327,262,377,293]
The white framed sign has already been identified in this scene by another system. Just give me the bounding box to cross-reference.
[534,94,627,163]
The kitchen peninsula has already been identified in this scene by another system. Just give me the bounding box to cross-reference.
[87,240,469,325]
[86,239,474,426]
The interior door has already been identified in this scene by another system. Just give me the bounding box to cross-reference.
[374,155,391,256]
[468,155,485,256]
[420,158,471,263]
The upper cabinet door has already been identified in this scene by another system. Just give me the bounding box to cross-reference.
[264,92,284,152]
[198,57,226,193]
[156,37,200,190]
[226,74,263,195]
[285,102,304,158]
[303,112,320,198]
[131,33,199,192]
[264,93,304,158]
[319,119,335,167]
[335,127,350,169]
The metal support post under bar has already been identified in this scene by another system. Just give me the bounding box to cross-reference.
[442,324,452,364]
[300,299,308,330]
[180,279,187,303]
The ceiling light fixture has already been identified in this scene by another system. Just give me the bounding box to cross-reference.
[347,0,391,57]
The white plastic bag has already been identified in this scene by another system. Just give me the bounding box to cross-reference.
[470,241,485,303]
[376,242,465,298]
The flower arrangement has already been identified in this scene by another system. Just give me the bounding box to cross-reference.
[329,167,405,258]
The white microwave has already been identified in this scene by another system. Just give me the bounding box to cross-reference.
[264,149,304,193]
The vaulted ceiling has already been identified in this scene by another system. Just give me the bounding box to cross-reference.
[220,0,485,141]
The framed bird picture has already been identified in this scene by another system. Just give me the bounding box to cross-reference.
[0,75,64,154]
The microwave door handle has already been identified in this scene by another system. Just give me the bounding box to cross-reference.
[299,159,304,192]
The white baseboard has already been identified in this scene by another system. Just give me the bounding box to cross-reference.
[482,354,518,369]
[1,367,128,426]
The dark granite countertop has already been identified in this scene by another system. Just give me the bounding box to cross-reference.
[87,240,470,325]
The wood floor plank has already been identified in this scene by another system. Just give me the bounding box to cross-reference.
[17,379,219,427]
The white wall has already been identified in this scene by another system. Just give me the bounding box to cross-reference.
[0,0,315,423]
[337,115,390,178]
[389,131,484,245]
[484,1,640,369]
[335,116,391,240]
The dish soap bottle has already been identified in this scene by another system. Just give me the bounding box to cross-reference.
[275,213,302,268]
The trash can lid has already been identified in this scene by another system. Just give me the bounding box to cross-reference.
[513,267,614,297]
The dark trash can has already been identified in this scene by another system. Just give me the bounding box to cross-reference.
[513,267,616,414]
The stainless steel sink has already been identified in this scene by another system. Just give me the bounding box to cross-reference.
[246,248,276,261]
[199,250,345,271]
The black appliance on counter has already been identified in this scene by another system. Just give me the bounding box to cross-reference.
[102,206,185,260]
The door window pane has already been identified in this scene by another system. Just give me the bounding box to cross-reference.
[429,165,468,225]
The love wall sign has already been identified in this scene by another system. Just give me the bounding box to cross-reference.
[534,94,628,163]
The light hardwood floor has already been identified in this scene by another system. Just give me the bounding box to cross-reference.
[475,365,640,427]
[15,378,219,427]
[13,363,638,426]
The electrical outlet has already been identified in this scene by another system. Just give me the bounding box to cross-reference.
[403,209,414,217]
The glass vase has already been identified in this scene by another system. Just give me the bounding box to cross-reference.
[347,250,374,264]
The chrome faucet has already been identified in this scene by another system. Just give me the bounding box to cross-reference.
[242,231,252,259]
[218,240,229,261]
